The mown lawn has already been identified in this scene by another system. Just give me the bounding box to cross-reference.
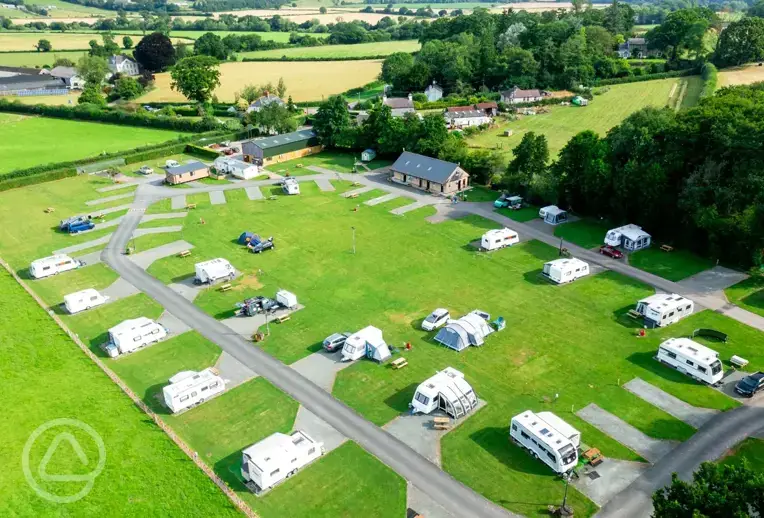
[497,206,539,222]
[29,262,118,308]
[721,438,764,471]
[266,150,393,176]
[555,219,610,250]
[239,40,420,60]
[0,270,240,517]
[629,247,714,282]
[726,276,764,319]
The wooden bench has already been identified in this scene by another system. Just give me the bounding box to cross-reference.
[219,283,232,292]
[186,203,197,210]
[583,447,604,467]
[391,357,408,370]
[275,315,291,324]
[348,193,359,199]
[433,417,451,430]
[660,244,674,252]
[177,250,191,258]
[731,355,749,368]
[627,309,643,320]
[44,207,55,213]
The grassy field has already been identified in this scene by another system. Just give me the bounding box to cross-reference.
[629,248,715,282]
[0,269,241,517]
[725,276,764,319]
[22,0,113,16]
[5,92,81,105]
[137,60,383,103]
[0,50,86,67]
[554,220,610,250]
[466,78,681,159]
[0,32,190,51]
[719,64,764,88]
[673,75,704,110]
[239,40,420,60]
[266,150,393,176]
[722,438,764,471]
[0,113,188,174]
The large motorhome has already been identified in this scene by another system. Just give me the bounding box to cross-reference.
[410,367,478,419]
[656,337,724,385]
[104,317,167,358]
[63,288,109,314]
[241,431,324,493]
[510,410,580,473]
[29,254,81,279]
[542,258,589,284]
[162,369,225,413]
[636,293,694,328]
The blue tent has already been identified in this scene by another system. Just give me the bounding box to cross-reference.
[238,232,261,245]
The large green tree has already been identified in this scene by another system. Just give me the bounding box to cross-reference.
[646,8,717,61]
[715,18,764,67]
[313,95,351,148]
[76,55,108,87]
[194,32,228,60]
[248,102,297,135]
[553,130,610,214]
[503,131,549,194]
[170,55,221,104]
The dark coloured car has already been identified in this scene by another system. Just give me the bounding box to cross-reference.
[599,245,624,259]
[735,372,764,397]
[249,237,275,254]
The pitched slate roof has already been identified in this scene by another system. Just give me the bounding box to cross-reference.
[383,97,414,110]
[445,105,474,113]
[502,86,542,99]
[476,102,498,109]
[627,37,647,45]
[251,94,285,108]
[445,110,487,119]
[49,66,78,79]
[165,161,207,176]
[109,55,137,65]
[0,74,65,91]
[248,129,316,150]
[391,151,465,184]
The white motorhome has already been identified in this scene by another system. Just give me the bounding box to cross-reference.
[410,367,478,419]
[539,205,568,225]
[29,254,81,279]
[104,317,167,358]
[162,368,225,413]
[341,325,391,362]
[282,177,300,195]
[213,157,260,180]
[636,293,694,328]
[510,410,580,473]
[605,224,651,251]
[241,431,324,492]
[656,337,724,384]
[481,228,519,251]
[63,288,109,314]
[542,258,589,284]
[194,258,235,284]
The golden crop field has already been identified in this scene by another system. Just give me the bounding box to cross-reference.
[138,60,383,103]
[0,32,191,51]
[718,64,764,88]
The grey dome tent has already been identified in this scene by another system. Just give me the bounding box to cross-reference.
[434,311,494,352]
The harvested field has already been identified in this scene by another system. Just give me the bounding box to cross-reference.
[718,64,764,88]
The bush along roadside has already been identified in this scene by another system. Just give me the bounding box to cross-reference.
[594,68,698,86]
[700,63,718,99]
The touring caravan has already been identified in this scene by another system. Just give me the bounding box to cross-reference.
[63,288,109,314]
[542,258,589,284]
[282,177,300,195]
[162,369,225,413]
[275,290,298,309]
[194,258,235,285]
[29,254,82,279]
[636,293,694,328]
[434,311,494,352]
[104,317,167,358]
[241,431,324,493]
[481,228,519,251]
[605,224,651,251]
[410,367,478,419]
[213,157,260,180]
[656,337,724,385]
[341,325,391,362]
[510,410,580,473]
[539,205,568,225]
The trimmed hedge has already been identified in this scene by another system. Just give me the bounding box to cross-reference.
[594,68,697,86]
[700,63,718,99]
[242,55,394,62]
[184,144,222,160]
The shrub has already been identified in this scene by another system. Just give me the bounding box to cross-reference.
[700,63,718,99]
[594,68,697,86]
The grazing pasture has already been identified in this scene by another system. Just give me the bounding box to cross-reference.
[239,40,420,59]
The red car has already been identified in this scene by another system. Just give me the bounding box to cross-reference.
[599,245,624,259]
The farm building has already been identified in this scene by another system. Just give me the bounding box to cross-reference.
[444,109,492,129]
[165,161,210,185]
[410,367,478,419]
[49,66,85,89]
[605,224,651,251]
[241,129,322,166]
[247,93,285,113]
[162,368,225,413]
[500,86,545,104]
[0,74,67,96]
[341,325,391,362]
[29,254,81,279]
[213,156,259,179]
[636,293,694,328]
[434,310,494,351]
[424,81,443,102]
[510,410,580,473]
[383,94,415,117]
[539,205,568,225]
[108,55,140,76]
[656,338,724,385]
[542,258,590,284]
[105,317,166,357]
[476,101,498,116]
[64,288,109,314]
[390,151,469,195]
[361,149,376,162]
[241,431,324,492]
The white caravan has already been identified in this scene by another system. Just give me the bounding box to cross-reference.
[542,258,589,284]
[636,293,694,328]
[29,254,81,279]
[341,325,391,362]
[63,288,109,314]
[194,258,235,284]
[213,157,260,180]
[410,367,478,419]
[104,317,167,358]
[275,289,298,309]
[282,177,300,195]
[539,205,568,225]
[656,337,724,384]
[605,224,651,251]
[481,228,519,251]
[241,430,324,492]
[162,368,225,413]
[510,410,580,473]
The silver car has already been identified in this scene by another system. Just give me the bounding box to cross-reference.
[323,332,351,352]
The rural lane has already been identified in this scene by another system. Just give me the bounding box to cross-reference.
[101,194,518,518]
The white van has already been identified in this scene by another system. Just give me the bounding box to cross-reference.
[510,410,579,473]
[29,254,81,279]
[104,317,167,358]
[282,177,300,195]
[162,369,225,413]
[481,228,519,251]
[63,288,109,314]
[241,431,324,493]
[542,258,589,284]
[656,337,724,384]
[194,258,235,285]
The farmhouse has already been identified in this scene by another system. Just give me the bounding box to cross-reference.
[390,151,469,195]
[501,86,545,104]
[617,38,658,59]
[383,93,415,116]
[605,224,651,251]
[435,310,494,351]
[443,109,492,129]
[241,430,324,492]
[241,129,322,166]
[424,81,443,102]
[636,293,694,328]
[165,161,210,185]
[247,93,285,113]
[49,66,85,89]
[410,367,478,419]
[108,55,140,76]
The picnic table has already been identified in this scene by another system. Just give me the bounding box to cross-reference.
[186,203,197,210]
[433,417,451,430]
[660,244,674,252]
[583,447,604,467]
[627,309,643,320]
[219,283,232,292]
[178,250,192,258]
[391,357,408,370]
[275,315,291,324]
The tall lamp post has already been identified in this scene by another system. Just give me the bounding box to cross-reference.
[351,226,356,255]
[559,472,574,517]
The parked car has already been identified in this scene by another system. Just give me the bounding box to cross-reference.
[599,245,624,259]
[493,194,523,209]
[138,165,154,175]
[323,332,351,352]
[249,237,275,254]
[165,160,180,168]
[422,308,450,331]
[735,372,764,397]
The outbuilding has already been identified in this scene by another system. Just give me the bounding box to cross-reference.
[105,317,167,357]
[481,228,519,251]
[241,129,322,166]
[444,109,492,129]
[390,151,469,195]
[213,156,260,180]
[165,161,210,185]
[542,258,590,284]
[434,310,494,352]
[194,258,235,284]
[361,149,376,162]
[241,430,324,493]
[424,81,443,102]
[162,368,225,413]
[341,325,391,362]
[636,293,694,328]
[410,367,478,419]
[29,254,81,279]
[539,205,568,225]
[605,224,651,251]
[64,288,109,314]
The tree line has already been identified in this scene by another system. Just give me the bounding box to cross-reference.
[53,0,288,14]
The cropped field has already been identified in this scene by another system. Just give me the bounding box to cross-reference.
[239,40,420,60]
[466,78,681,159]
[0,113,189,174]
[0,50,86,68]
[719,64,764,88]
[4,92,81,105]
[23,0,113,16]
[138,59,382,103]
[0,32,190,51]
